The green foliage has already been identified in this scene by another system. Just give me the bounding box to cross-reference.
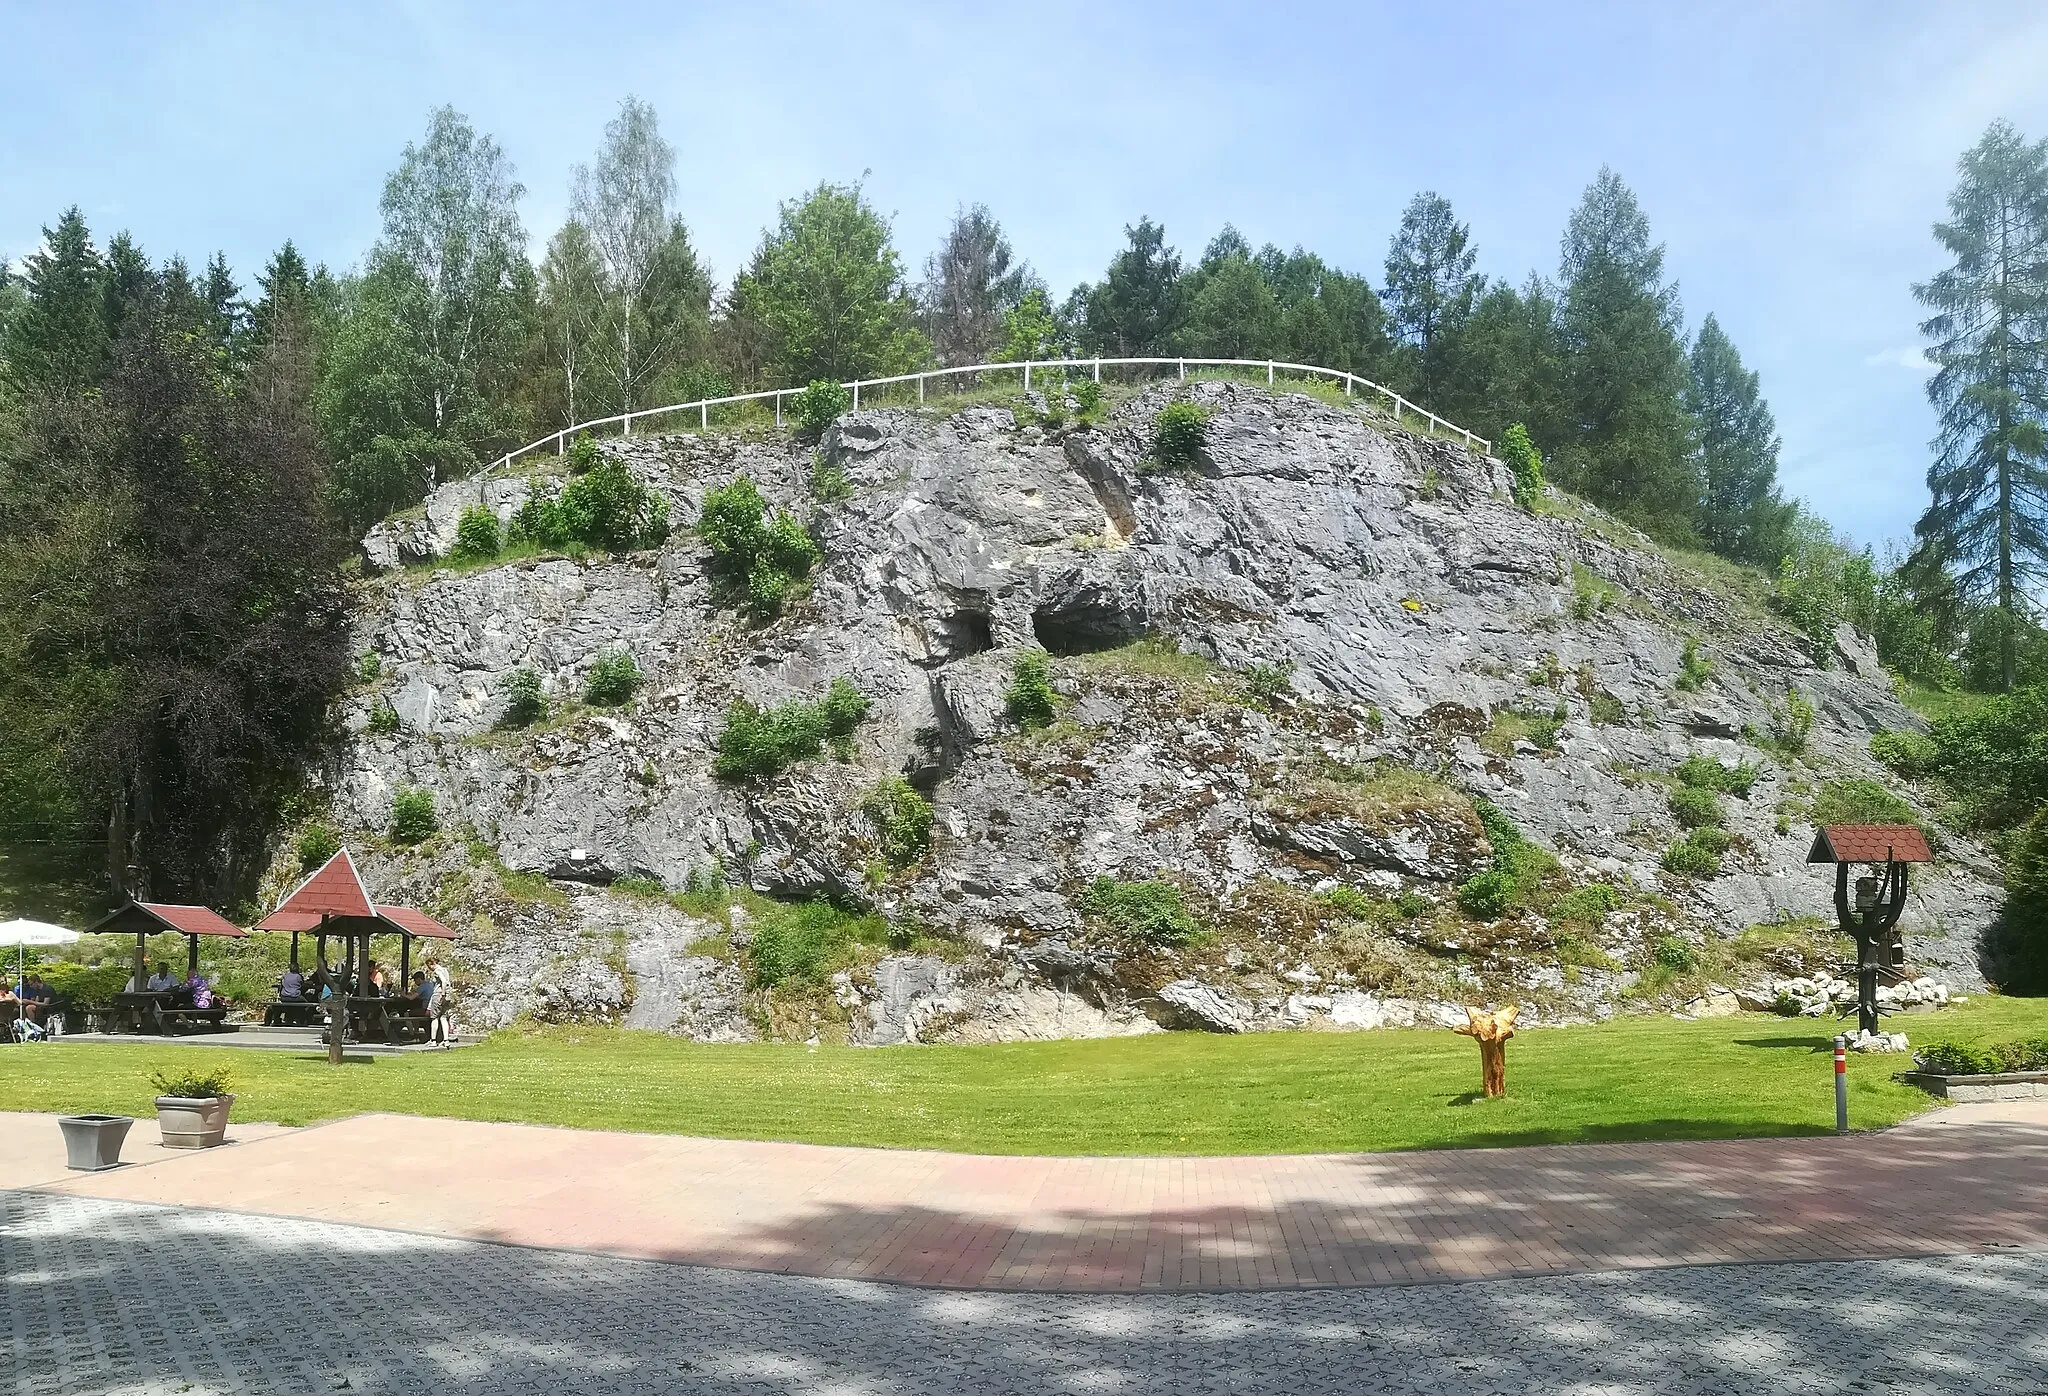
[610,875,666,898]
[1394,890,1433,918]
[1078,876,1202,946]
[1766,689,1815,753]
[500,668,547,727]
[513,460,669,553]
[1651,935,1697,971]
[1501,422,1546,510]
[1661,834,1724,878]
[1676,755,1758,796]
[296,823,340,871]
[1688,314,1796,566]
[1456,870,1517,919]
[366,701,400,735]
[1589,692,1628,726]
[729,181,930,385]
[1870,729,1939,778]
[149,1064,235,1099]
[1915,1037,2048,1075]
[1005,649,1059,730]
[1668,784,1724,829]
[1070,379,1104,420]
[1674,638,1713,691]
[1998,808,2048,992]
[712,679,869,781]
[1911,686,2048,829]
[790,380,852,438]
[1241,659,1296,707]
[863,777,933,867]
[1079,217,1186,355]
[583,650,642,706]
[388,786,439,844]
[38,962,131,1010]
[567,433,601,474]
[1810,778,1918,830]
[698,475,820,618]
[745,899,900,989]
[1571,564,1618,620]
[451,505,502,561]
[357,652,383,684]
[811,455,852,503]
[1148,401,1211,474]
[1553,883,1623,925]
[1316,885,1378,920]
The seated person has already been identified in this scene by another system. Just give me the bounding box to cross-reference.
[408,971,434,1014]
[279,965,307,1001]
[189,975,224,1011]
[20,973,54,1025]
[146,963,178,993]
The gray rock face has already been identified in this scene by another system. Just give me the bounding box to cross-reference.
[325,383,2003,1042]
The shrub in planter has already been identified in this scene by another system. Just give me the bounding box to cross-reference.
[1915,1037,2048,1075]
[149,1065,236,1149]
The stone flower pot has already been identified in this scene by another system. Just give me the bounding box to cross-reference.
[58,1114,134,1171]
[154,1094,236,1149]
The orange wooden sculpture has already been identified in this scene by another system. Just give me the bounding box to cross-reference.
[1455,1004,1519,1098]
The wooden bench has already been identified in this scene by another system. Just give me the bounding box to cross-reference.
[382,1009,432,1045]
[264,999,324,1027]
[158,1007,232,1035]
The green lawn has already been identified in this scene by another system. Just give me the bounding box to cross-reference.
[7,997,2044,1156]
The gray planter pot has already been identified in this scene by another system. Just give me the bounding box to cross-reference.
[58,1114,133,1170]
[155,1094,236,1149]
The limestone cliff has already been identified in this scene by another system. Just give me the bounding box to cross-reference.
[316,381,1999,1042]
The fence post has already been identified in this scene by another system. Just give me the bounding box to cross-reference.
[775,393,783,428]
[918,375,924,405]
[1024,361,1032,391]
[1267,361,1274,385]
[1178,359,1185,380]
[852,382,860,409]
[1093,358,1101,383]
[623,412,632,439]
[557,432,565,455]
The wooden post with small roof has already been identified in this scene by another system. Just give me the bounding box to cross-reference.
[1806,824,1934,1038]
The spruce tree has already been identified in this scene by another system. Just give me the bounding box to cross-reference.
[1556,168,1697,532]
[1080,219,1185,355]
[922,204,1032,366]
[1446,275,1568,452]
[1913,121,2048,691]
[5,208,108,396]
[1687,314,1794,565]
[1382,192,1479,405]
[1182,229,1278,359]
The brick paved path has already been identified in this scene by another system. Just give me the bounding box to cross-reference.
[4,1190,2044,1395]
[11,1102,2047,1292]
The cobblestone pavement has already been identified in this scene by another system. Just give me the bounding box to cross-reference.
[6,1190,2044,1395]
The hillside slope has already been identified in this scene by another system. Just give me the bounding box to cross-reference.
[318,381,2000,1041]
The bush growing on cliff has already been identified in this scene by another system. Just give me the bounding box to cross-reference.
[790,380,852,439]
[699,475,821,617]
[746,898,890,988]
[297,822,340,870]
[451,505,502,561]
[1456,800,1558,920]
[1501,423,1546,511]
[1079,876,1202,946]
[864,777,934,867]
[1870,729,1938,778]
[713,678,870,780]
[1668,784,1724,829]
[513,459,669,553]
[1147,401,1211,473]
[1241,659,1296,708]
[1676,754,1759,796]
[1810,778,1920,833]
[1005,649,1058,730]
[389,787,438,844]
[584,650,642,706]
[567,432,601,474]
[500,668,548,726]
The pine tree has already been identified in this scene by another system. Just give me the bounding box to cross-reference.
[1445,275,1568,452]
[1382,192,1480,405]
[250,240,312,349]
[1556,168,1698,531]
[1913,121,2048,692]
[1080,219,1185,355]
[1258,247,1389,378]
[1182,228,1278,358]
[5,208,108,396]
[100,232,154,353]
[1687,314,1794,565]
[922,204,1033,366]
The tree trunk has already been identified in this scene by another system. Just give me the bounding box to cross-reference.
[1478,1040,1508,1098]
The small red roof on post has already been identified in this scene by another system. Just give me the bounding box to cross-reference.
[1807,824,1934,865]
[270,848,377,919]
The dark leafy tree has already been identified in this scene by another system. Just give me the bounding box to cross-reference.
[1912,120,2048,691]
[1556,168,1698,531]
[1446,275,1569,452]
[1687,314,1795,565]
[1080,218,1185,355]
[1383,192,1480,404]
[922,203,1034,365]
[1257,246,1390,378]
[1182,228,1279,358]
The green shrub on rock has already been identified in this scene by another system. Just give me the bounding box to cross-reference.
[1661,834,1723,878]
[1147,401,1211,474]
[1079,876,1202,946]
[1456,869,1517,919]
[713,679,870,781]
[1810,777,1918,831]
[1241,659,1296,707]
[864,777,934,867]
[512,460,668,553]
[1668,785,1724,829]
[747,898,889,989]
[1675,755,1759,796]
[584,651,642,707]
[1870,729,1938,778]
[451,505,502,561]
[500,668,547,727]
[1501,422,1546,511]
[389,787,439,844]
[1651,935,1697,971]
[297,822,340,870]
[790,380,852,439]
[699,475,821,618]
[1552,883,1623,925]
[567,433,601,474]
[1005,649,1058,730]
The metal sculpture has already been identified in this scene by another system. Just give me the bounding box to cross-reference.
[1806,825,1934,1037]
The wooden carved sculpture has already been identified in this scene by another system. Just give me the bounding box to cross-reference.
[1455,1004,1519,1098]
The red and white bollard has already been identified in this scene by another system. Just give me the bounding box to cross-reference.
[1834,1035,1849,1134]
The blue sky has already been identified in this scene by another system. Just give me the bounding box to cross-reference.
[5,1,2046,547]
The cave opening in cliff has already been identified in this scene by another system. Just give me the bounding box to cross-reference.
[1031,601,1145,656]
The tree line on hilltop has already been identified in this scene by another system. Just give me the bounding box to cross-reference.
[0,100,2044,963]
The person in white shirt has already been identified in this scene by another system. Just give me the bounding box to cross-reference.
[145,964,177,993]
[427,958,455,1046]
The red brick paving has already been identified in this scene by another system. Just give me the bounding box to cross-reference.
[8,1103,2045,1291]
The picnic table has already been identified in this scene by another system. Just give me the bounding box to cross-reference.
[102,991,233,1036]
[319,996,431,1046]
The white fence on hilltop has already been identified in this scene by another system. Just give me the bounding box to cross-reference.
[485,357,1492,479]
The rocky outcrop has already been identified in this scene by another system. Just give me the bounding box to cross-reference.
[317,382,2002,1041]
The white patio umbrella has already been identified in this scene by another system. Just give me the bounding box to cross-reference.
[0,918,82,994]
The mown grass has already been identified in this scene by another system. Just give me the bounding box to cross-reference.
[8,997,2043,1156]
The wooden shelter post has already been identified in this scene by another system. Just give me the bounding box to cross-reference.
[326,914,344,1066]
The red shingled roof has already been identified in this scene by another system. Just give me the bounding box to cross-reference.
[272,848,376,919]
[1807,824,1934,865]
[254,909,325,933]
[374,905,455,940]
[84,902,248,938]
